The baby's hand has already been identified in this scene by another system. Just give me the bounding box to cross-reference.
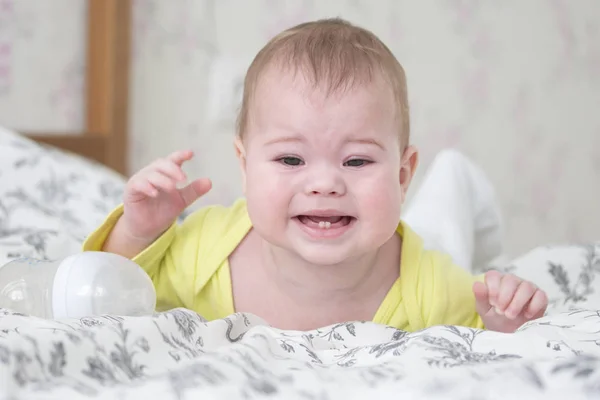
[472,270,548,333]
[122,150,212,242]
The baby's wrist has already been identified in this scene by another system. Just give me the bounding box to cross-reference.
[117,218,159,246]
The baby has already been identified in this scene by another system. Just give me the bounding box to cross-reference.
[84,18,547,333]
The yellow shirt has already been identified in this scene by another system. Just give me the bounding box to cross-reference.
[82,198,484,331]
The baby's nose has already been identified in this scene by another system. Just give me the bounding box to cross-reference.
[304,166,346,196]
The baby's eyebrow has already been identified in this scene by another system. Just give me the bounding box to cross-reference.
[263,135,304,146]
[262,134,385,150]
[346,138,384,150]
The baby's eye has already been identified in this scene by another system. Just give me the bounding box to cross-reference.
[344,159,370,167]
[279,156,304,166]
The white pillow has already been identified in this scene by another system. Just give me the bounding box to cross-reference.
[0,126,126,264]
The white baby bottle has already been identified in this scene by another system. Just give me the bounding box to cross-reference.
[0,251,156,319]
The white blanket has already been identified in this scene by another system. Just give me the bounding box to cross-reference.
[1,307,599,399]
[1,243,600,399]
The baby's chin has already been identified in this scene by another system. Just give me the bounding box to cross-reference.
[289,243,366,267]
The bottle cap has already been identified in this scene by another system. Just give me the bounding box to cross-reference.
[52,251,156,319]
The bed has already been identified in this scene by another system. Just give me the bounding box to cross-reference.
[1,2,600,399]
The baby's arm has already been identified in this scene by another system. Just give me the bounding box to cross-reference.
[100,213,160,259]
[419,255,547,332]
[83,150,212,310]
[419,256,485,330]
[83,206,210,311]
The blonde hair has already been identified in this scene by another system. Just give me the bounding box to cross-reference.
[236,18,410,148]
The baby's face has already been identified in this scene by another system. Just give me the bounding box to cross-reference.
[237,69,416,265]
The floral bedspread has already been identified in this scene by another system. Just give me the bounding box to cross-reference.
[1,242,600,399]
[0,305,599,399]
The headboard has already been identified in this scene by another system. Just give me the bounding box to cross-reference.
[23,0,131,176]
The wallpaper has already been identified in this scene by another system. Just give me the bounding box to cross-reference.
[0,0,598,258]
[0,0,86,132]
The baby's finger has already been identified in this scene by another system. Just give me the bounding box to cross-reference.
[484,270,502,307]
[167,150,194,166]
[525,290,548,319]
[129,178,158,198]
[146,170,178,192]
[178,178,212,207]
[495,274,521,314]
[505,281,536,320]
[154,158,187,182]
[473,281,492,316]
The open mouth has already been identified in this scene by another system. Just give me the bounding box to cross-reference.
[294,215,355,230]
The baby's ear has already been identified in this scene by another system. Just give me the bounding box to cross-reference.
[234,137,248,193]
[400,145,419,198]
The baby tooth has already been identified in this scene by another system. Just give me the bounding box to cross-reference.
[317,221,332,229]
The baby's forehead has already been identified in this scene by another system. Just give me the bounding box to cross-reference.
[256,62,392,98]
[251,69,395,125]
[247,77,398,142]
[240,61,402,146]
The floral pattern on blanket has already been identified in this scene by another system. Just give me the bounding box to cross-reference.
[1,307,600,399]
[0,126,125,264]
[0,243,599,399]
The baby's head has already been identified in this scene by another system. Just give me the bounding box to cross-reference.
[235,18,418,265]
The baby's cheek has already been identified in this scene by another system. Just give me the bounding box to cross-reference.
[360,173,401,206]
[360,185,402,225]
[247,173,289,214]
